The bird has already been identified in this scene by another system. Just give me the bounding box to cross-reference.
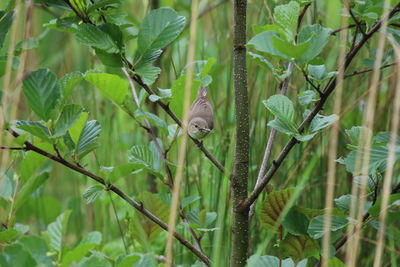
[187,87,214,140]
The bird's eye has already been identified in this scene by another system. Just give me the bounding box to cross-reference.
[194,124,199,128]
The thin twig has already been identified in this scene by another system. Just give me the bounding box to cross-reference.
[5,128,211,266]
[344,62,398,78]
[349,8,366,36]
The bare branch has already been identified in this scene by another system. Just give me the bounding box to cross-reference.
[5,128,211,266]
[344,62,398,78]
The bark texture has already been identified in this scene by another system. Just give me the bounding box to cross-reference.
[231,0,249,266]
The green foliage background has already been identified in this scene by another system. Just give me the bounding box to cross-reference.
[1,0,400,266]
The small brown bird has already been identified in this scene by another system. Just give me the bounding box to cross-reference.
[187,87,214,139]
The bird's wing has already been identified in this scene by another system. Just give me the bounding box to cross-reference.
[189,98,214,129]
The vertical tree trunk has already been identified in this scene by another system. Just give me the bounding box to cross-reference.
[231,0,249,266]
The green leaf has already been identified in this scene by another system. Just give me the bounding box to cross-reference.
[268,119,297,135]
[128,144,163,178]
[47,210,72,252]
[69,111,88,145]
[273,1,300,42]
[62,243,98,267]
[22,69,60,121]
[130,192,169,242]
[282,208,310,236]
[247,255,307,267]
[298,90,318,105]
[18,235,53,267]
[341,145,400,174]
[272,35,311,60]
[13,172,49,212]
[134,109,168,134]
[53,104,84,138]
[78,254,112,267]
[15,38,40,56]
[169,74,202,119]
[85,73,128,105]
[248,52,291,81]
[309,114,339,132]
[0,244,36,267]
[279,234,319,263]
[135,65,161,85]
[248,31,291,61]
[15,120,50,141]
[345,126,370,145]
[135,8,185,67]
[76,120,101,158]
[263,94,295,124]
[75,24,119,53]
[308,65,326,81]
[298,24,331,63]
[369,194,400,217]
[294,132,317,142]
[59,71,83,101]
[0,229,19,243]
[328,257,345,267]
[0,10,14,49]
[308,215,348,239]
[259,188,295,231]
[95,49,123,67]
[83,185,104,204]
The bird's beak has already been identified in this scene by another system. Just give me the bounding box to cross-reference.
[199,127,211,132]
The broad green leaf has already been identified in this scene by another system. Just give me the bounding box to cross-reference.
[83,185,104,204]
[22,69,60,121]
[0,229,19,243]
[273,1,300,42]
[279,234,319,263]
[149,88,172,103]
[308,65,326,81]
[15,120,50,141]
[282,208,310,236]
[298,24,331,63]
[69,112,88,145]
[334,194,372,214]
[85,73,128,105]
[0,244,36,267]
[308,215,348,239]
[0,10,14,49]
[268,119,297,135]
[135,8,185,67]
[107,163,137,183]
[20,145,49,182]
[128,144,163,178]
[59,71,83,100]
[345,126,370,145]
[170,74,202,119]
[18,235,53,267]
[95,49,123,67]
[62,243,98,267]
[130,192,169,243]
[342,145,400,174]
[135,65,161,85]
[76,120,101,158]
[369,194,400,217]
[252,24,281,35]
[247,255,307,267]
[263,94,295,124]
[298,90,318,105]
[98,23,123,49]
[43,17,78,33]
[309,114,339,132]
[248,52,291,81]
[47,210,72,252]
[259,188,295,231]
[14,172,49,212]
[80,231,102,245]
[373,131,400,145]
[53,104,84,138]
[272,35,311,60]
[328,257,345,267]
[78,254,112,267]
[15,38,39,56]
[134,109,168,134]
[294,132,317,142]
[117,253,141,267]
[75,24,119,53]
[248,31,291,61]
[181,195,201,209]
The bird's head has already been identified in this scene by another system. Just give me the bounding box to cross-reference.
[188,117,211,139]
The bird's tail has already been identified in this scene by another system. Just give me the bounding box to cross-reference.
[197,87,208,98]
